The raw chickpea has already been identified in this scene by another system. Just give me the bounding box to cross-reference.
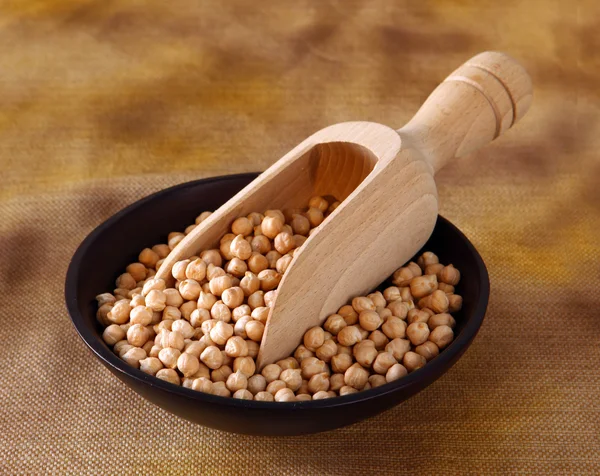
[209,321,234,345]
[265,250,282,269]
[251,235,271,254]
[102,324,125,346]
[438,283,455,294]
[156,368,180,386]
[324,314,346,335]
[168,232,185,250]
[247,374,267,395]
[192,377,214,394]
[410,275,438,299]
[179,279,201,301]
[209,275,233,296]
[145,290,167,312]
[429,325,454,349]
[246,340,260,359]
[403,351,427,372]
[428,313,456,329]
[251,306,270,324]
[201,249,222,267]
[373,352,397,375]
[367,292,386,308]
[172,260,190,281]
[232,304,251,321]
[308,372,330,394]
[407,309,430,324]
[264,209,285,221]
[331,353,353,373]
[233,356,256,378]
[234,316,252,339]
[276,357,299,370]
[303,326,325,351]
[257,269,281,291]
[264,290,277,308]
[240,272,261,297]
[128,290,144,302]
[96,293,116,307]
[338,305,358,325]
[195,211,212,224]
[280,369,303,391]
[386,363,408,382]
[261,364,282,383]
[301,357,328,379]
[352,296,376,313]
[400,287,413,302]
[369,374,387,388]
[219,238,234,261]
[358,310,382,332]
[210,301,232,322]
[425,263,444,277]
[294,345,314,362]
[231,217,253,236]
[154,320,173,333]
[164,331,185,351]
[406,322,430,346]
[184,224,197,235]
[273,232,294,255]
[339,386,359,396]
[439,264,460,285]
[212,381,231,398]
[247,291,265,310]
[139,248,159,268]
[152,244,170,259]
[261,216,284,239]
[427,289,449,313]
[221,286,244,309]
[387,300,408,319]
[274,388,295,402]
[190,308,210,328]
[327,201,340,213]
[291,214,310,236]
[353,341,378,368]
[158,348,180,369]
[448,294,463,312]
[393,267,415,287]
[116,273,136,290]
[140,357,163,376]
[184,259,206,282]
[275,254,293,274]
[329,373,345,392]
[383,286,401,302]
[163,288,183,308]
[177,352,200,377]
[115,341,133,357]
[337,325,362,347]
[385,338,411,361]
[293,235,307,249]
[184,341,207,358]
[266,380,287,395]
[226,371,248,392]
[200,346,224,370]
[198,291,217,311]
[305,207,324,227]
[225,336,248,357]
[120,322,132,333]
[417,251,439,269]
[382,316,407,339]
[211,365,233,383]
[126,263,147,282]
[369,330,389,351]
[114,288,129,299]
[106,300,130,325]
[308,196,329,212]
[344,363,369,390]
[180,301,197,320]
[245,320,265,342]
[230,235,252,261]
[225,258,247,278]
[315,339,337,362]
[255,391,274,402]
[337,344,352,356]
[246,253,268,275]
[415,341,440,361]
[127,324,150,347]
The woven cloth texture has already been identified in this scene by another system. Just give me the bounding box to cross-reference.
[1,1,599,474]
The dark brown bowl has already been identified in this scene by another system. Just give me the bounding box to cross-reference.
[65,172,489,436]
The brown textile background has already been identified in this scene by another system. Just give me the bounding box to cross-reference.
[1,1,599,474]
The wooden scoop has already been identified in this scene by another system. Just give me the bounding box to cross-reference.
[156,51,532,369]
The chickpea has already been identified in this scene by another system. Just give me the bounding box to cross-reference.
[447,294,463,312]
[156,368,180,386]
[191,377,214,394]
[158,348,180,369]
[276,357,299,370]
[352,296,376,313]
[429,325,454,349]
[245,253,267,275]
[387,300,408,319]
[240,272,261,297]
[145,290,167,312]
[176,352,200,377]
[308,372,330,394]
[127,324,150,347]
[184,341,206,358]
[266,380,287,395]
[272,232,294,255]
[303,326,325,351]
[102,324,126,346]
[139,357,163,376]
[293,345,314,363]
[247,374,267,395]
[339,386,359,396]
[233,356,256,378]
[372,352,397,375]
[232,304,251,321]
[250,235,271,255]
[139,248,160,268]
[251,306,269,324]
[257,269,281,291]
[246,340,260,359]
[338,305,358,325]
[190,308,211,328]
[254,391,275,402]
[211,365,233,383]
[209,321,234,345]
[425,263,444,277]
[275,254,293,274]
[369,374,387,388]
[291,214,310,236]
[403,351,427,372]
[315,339,337,363]
[200,346,224,370]
[385,338,411,361]
[263,290,277,308]
[428,313,456,329]
[331,353,353,374]
[358,310,382,332]
[245,320,265,342]
[107,300,131,324]
[225,336,248,357]
[301,357,329,380]
[353,341,378,367]
[392,267,414,287]
[274,388,295,402]
[226,371,248,392]
[209,275,234,297]
[407,309,430,324]
[305,207,324,227]
[261,364,282,383]
[410,275,438,299]
[224,258,247,278]
[280,369,303,391]
[344,363,369,390]
[368,330,389,351]
[415,341,440,361]
[337,326,362,347]
[228,235,251,261]
[406,322,430,346]
[265,250,282,269]
[234,316,252,339]
[439,264,460,285]
[386,363,408,383]
[199,249,221,268]
[211,381,231,398]
[179,301,197,321]
[426,289,449,313]
[261,215,284,239]
[247,290,265,310]
[382,316,407,339]
[323,314,346,335]
[367,291,386,308]
[329,373,346,392]
[308,196,329,212]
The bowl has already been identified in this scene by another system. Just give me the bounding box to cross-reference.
[65,172,489,436]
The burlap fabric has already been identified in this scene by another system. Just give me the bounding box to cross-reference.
[1,1,598,474]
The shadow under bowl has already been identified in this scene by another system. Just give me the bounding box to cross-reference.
[65,172,489,436]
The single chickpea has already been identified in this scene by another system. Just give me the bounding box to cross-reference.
[230,235,252,261]
[139,357,163,376]
[308,196,329,212]
[115,341,133,357]
[234,316,252,339]
[219,239,234,261]
[428,289,449,313]
[247,374,267,395]
[407,309,430,324]
[177,352,200,377]
[225,336,248,357]
[337,326,362,347]
[417,251,439,269]
[387,300,408,319]
[125,263,147,282]
[104,300,128,325]
[226,371,248,392]
[246,340,260,359]
[211,365,233,383]
[102,324,125,346]
[154,320,173,334]
[369,330,390,350]
[369,374,387,388]
[191,377,214,394]
[295,393,312,401]
[168,232,185,250]
[305,207,324,227]
[127,324,150,347]
[331,353,353,373]
[264,209,285,221]
[297,380,310,395]
[114,288,129,299]
[251,306,270,323]
[151,244,170,259]
[410,275,438,299]
[247,290,265,309]
[323,314,346,335]
[415,341,440,361]
[233,356,256,378]
[448,294,463,312]
[327,200,340,213]
[210,381,230,398]
[254,391,274,402]
[428,313,456,329]
[294,345,315,362]
[184,224,197,235]
[261,216,284,239]
[403,351,427,372]
[291,214,310,236]
[301,357,329,380]
[158,348,180,369]
[276,357,300,370]
[273,232,294,255]
[190,308,210,328]
[210,301,232,322]
[245,253,267,275]
[382,316,407,339]
[293,235,307,249]
[308,372,330,394]
[209,275,234,297]
[178,279,201,301]
[184,258,207,282]
[280,369,303,391]
[372,352,397,375]
[261,364,282,383]
[337,344,352,356]
[425,263,444,277]
[353,341,378,367]
[329,373,345,392]
[273,388,295,402]
[145,290,167,312]
[265,250,282,269]
[220,286,244,309]
[383,286,401,302]
[128,290,144,303]
[266,380,287,395]
[385,338,411,361]
[250,235,271,255]
[232,304,251,321]
[352,296,376,313]
[116,273,136,290]
[232,389,253,400]
[180,301,197,320]
[344,363,369,390]
[200,346,224,370]
[156,368,180,386]
[386,363,408,383]
[197,291,217,311]
[358,310,382,332]
[245,320,265,342]
[200,249,222,267]
[429,325,454,349]
[367,292,386,308]
[257,269,281,291]
[303,326,325,351]
[139,248,159,268]
[240,272,260,297]
[247,212,264,226]
[392,267,414,287]
[207,264,226,281]
[437,283,455,294]
[184,341,206,358]
[400,287,413,302]
[338,305,358,325]
[406,322,430,346]
[339,386,359,396]
[163,289,184,308]
[264,290,277,308]
[208,321,233,345]
[275,254,293,274]
[439,264,460,285]
[231,216,253,236]
[96,293,116,307]
[315,339,337,363]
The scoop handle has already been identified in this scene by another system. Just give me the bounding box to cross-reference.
[398,51,532,174]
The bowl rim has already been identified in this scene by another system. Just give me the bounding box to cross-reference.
[65,172,490,411]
